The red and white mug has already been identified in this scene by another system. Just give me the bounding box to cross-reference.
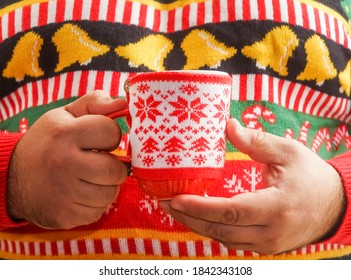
[109,70,232,199]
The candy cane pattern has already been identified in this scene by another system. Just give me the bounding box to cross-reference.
[19,118,28,134]
[312,127,332,152]
[332,124,351,150]
[285,128,294,139]
[284,121,311,145]
[312,124,351,153]
[241,104,276,131]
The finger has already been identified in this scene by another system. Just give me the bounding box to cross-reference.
[162,201,266,244]
[36,193,112,229]
[55,203,109,229]
[65,90,127,117]
[69,114,122,150]
[226,118,296,165]
[163,188,283,226]
[72,149,128,185]
[72,180,120,208]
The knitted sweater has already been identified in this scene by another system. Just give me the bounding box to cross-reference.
[0,0,351,260]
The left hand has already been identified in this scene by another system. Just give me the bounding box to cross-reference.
[159,118,346,255]
[7,91,128,229]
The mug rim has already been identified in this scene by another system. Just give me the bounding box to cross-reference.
[128,70,232,85]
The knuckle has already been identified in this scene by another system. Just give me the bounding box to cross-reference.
[88,90,105,102]
[250,129,266,147]
[92,89,108,99]
[245,129,267,156]
[220,207,239,225]
[108,161,128,184]
[88,90,111,109]
[52,126,70,142]
[204,223,225,241]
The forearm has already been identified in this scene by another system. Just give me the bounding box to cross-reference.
[0,132,25,230]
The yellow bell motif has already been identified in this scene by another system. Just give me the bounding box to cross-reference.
[297,34,337,85]
[115,34,174,71]
[241,26,299,76]
[182,29,237,70]
[3,32,44,81]
[53,23,110,72]
[338,59,351,96]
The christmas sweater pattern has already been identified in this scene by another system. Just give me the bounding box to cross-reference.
[0,0,351,259]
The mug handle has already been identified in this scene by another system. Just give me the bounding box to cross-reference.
[107,108,130,119]
[107,108,132,164]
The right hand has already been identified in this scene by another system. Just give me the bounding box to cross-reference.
[7,91,128,229]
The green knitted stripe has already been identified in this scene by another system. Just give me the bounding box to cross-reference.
[1,99,349,159]
[228,101,351,159]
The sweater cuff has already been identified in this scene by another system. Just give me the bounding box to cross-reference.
[0,132,26,230]
[325,152,351,245]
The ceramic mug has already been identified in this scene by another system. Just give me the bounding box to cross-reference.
[109,70,232,199]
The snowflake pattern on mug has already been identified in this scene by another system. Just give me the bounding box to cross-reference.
[129,75,231,171]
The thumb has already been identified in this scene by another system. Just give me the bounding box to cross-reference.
[65,90,127,118]
[226,118,294,165]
